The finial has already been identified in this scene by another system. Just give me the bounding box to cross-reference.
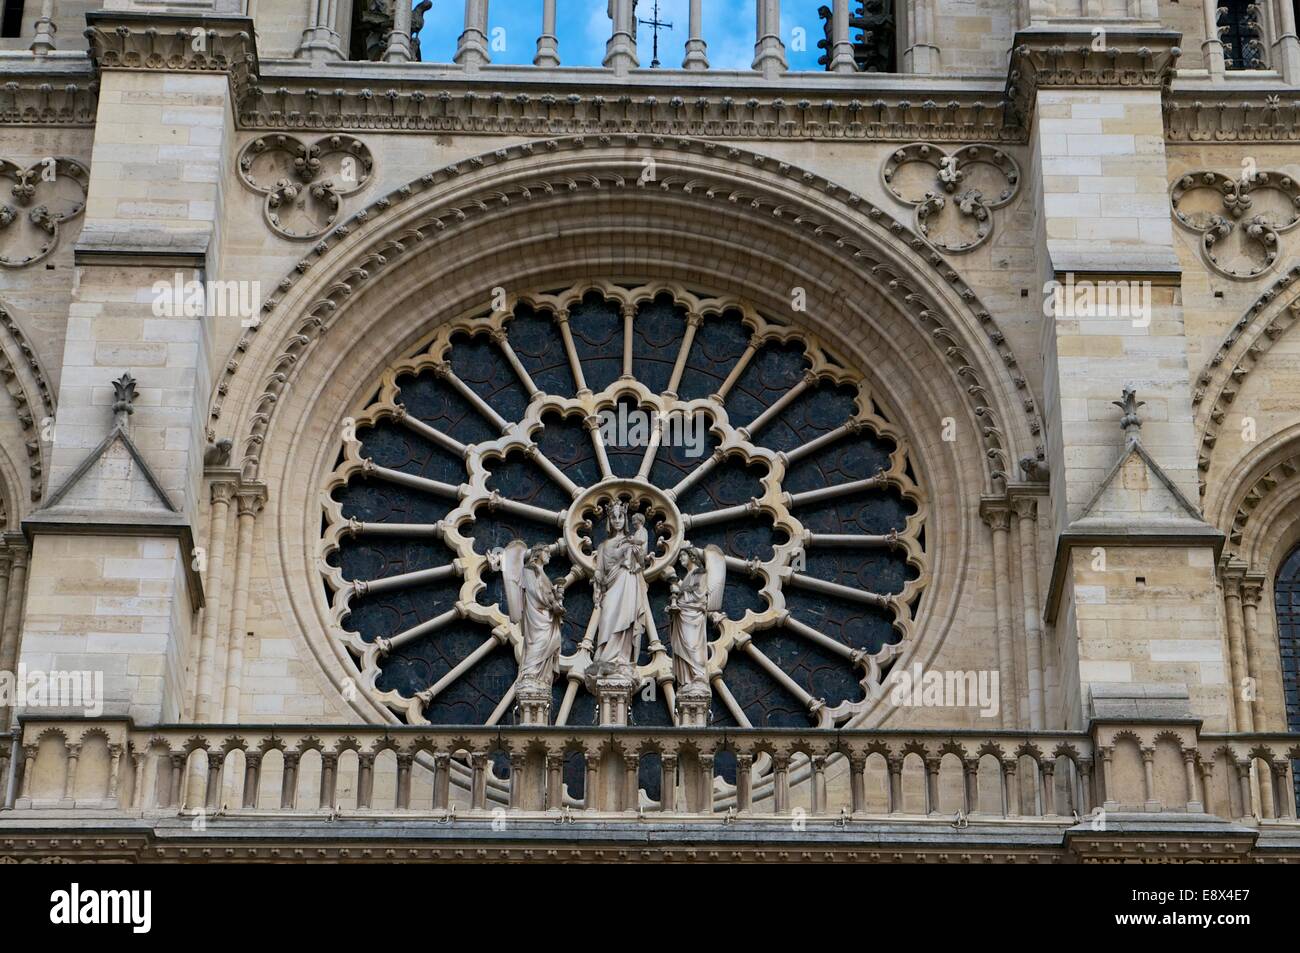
[1112,384,1145,443]
[112,372,138,430]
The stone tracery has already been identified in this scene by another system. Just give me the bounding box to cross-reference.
[318,280,928,730]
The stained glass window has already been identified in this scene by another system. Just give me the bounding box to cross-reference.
[320,281,928,731]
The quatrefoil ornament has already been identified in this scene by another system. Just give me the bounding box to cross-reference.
[237,134,374,240]
[1171,171,1300,279]
[0,157,88,267]
[881,143,1020,253]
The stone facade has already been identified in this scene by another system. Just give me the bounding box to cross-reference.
[0,0,1298,863]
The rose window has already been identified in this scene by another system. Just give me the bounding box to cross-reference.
[320,280,927,730]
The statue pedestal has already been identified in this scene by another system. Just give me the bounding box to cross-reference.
[594,673,636,727]
[674,683,711,727]
[675,683,713,812]
[588,674,637,811]
[515,682,552,726]
[513,682,552,810]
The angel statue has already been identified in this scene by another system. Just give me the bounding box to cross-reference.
[495,540,565,690]
[588,499,651,679]
[668,545,725,691]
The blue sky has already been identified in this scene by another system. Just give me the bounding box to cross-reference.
[415,1,827,70]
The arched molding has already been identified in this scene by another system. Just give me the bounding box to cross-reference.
[1209,420,1300,560]
[0,300,56,510]
[210,136,1043,486]
[205,137,1042,729]
[1192,265,1300,497]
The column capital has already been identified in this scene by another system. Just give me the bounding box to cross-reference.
[1240,574,1267,607]
[234,482,268,517]
[979,498,1012,533]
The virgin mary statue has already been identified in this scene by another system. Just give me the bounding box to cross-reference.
[588,499,649,679]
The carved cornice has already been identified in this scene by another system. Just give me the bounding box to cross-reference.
[1004,27,1182,128]
[1165,89,1300,143]
[0,69,99,127]
[237,80,1023,142]
[83,11,258,103]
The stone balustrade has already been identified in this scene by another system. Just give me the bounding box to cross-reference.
[2,719,1295,825]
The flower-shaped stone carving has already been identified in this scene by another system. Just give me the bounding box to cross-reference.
[1171,171,1300,279]
[237,134,374,240]
[0,157,88,267]
[881,143,1020,253]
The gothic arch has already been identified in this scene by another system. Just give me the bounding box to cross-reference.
[0,299,55,512]
[206,136,1043,728]
[1193,265,1300,500]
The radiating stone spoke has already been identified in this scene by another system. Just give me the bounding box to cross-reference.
[714,337,760,402]
[740,641,820,714]
[668,447,724,499]
[395,405,468,457]
[363,459,461,499]
[376,607,460,655]
[784,470,887,508]
[711,676,751,728]
[352,564,459,597]
[738,373,814,439]
[433,361,511,433]
[486,684,517,726]
[664,312,703,398]
[801,530,901,550]
[682,498,759,530]
[787,572,892,609]
[417,635,500,707]
[483,491,566,527]
[526,442,582,498]
[492,331,543,401]
[554,311,589,395]
[780,613,861,661]
[346,520,446,538]
[583,413,614,478]
[780,419,861,465]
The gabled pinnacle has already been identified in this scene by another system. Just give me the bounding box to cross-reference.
[1112,384,1145,443]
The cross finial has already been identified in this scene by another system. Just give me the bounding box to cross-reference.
[112,372,138,430]
[636,0,673,68]
[1112,384,1145,442]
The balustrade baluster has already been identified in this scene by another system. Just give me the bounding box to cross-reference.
[243,752,261,809]
[924,757,941,815]
[1004,760,1020,818]
[736,754,754,813]
[204,751,223,812]
[772,755,790,814]
[432,751,451,810]
[62,743,80,803]
[545,753,563,811]
[659,753,677,812]
[963,759,979,815]
[887,756,904,814]
[168,753,184,809]
[1237,760,1254,819]
[397,753,413,810]
[848,755,866,815]
[471,751,488,810]
[319,753,337,810]
[357,753,374,809]
[810,755,826,815]
[281,752,300,810]
[623,755,640,812]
